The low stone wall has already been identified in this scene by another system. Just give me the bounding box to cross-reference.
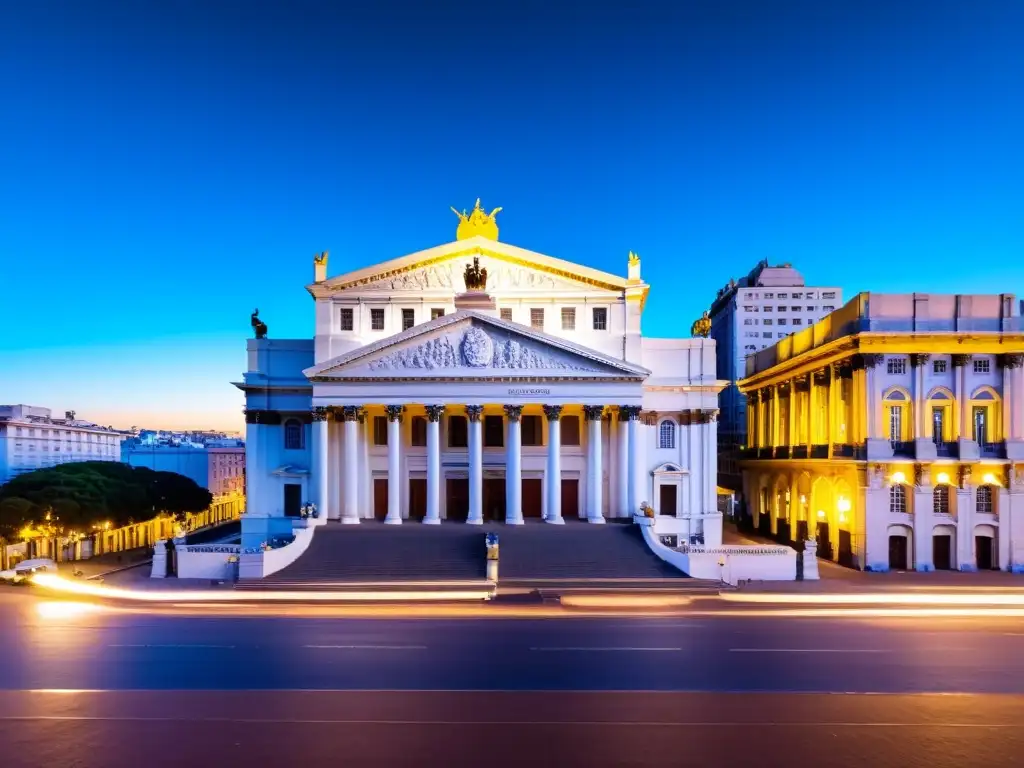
[173,543,241,580]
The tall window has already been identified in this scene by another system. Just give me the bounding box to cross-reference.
[658,420,675,449]
[500,308,513,322]
[932,407,945,444]
[484,415,504,447]
[373,416,388,446]
[530,308,544,330]
[370,308,385,331]
[561,416,580,446]
[402,308,415,330]
[973,407,988,444]
[340,307,354,331]
[448,415,468,448]
[887,357,907,375]
[933,485,950,515]
[410,416,427,447]
[889,484,907,514]
[522,415,542,446]
[284,419,303,450]
[561,307,576,331]
[889,405,903,443]
[976,485,993,514]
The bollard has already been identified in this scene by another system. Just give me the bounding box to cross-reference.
[485,533,499,582]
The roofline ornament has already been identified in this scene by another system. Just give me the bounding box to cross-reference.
[451,198,502,241]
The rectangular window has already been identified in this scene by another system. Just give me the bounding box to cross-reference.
[521,415,542,446]
[373,416,388,446]
[763,292,774,299]
[762,332,772,338]
[402,309,415,330]
[484,415,504,447]
[823,305,835,312]
[530,308,544,330]
[822,291,836,299]
[431,308,445,320]
[933,359,947,374]
[743,319,753,326]
[592,307,607,330]
[790,306,801,312]
[933,485,950,515]
[777,305,786,312]
[792,318,803,325]
[411,416,427,447]
[778,318,787,325]
[974,359,990,374]
[763,306,773,312]
[561,415,581,446]
[561,307,576,330]
[889,406,903,442]
[763,319,773,326]
[805,292,817,299]
[500,308,513,322]
[792,292,803,299]
[448,415,468,448]
[370,308,385,331]
[340,308,354,331]
[806,305,816,312]
[778,292,788,299]
[887,358,907,375]
[973,407,988,444]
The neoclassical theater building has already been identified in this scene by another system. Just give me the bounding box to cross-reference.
[236,201,725,547]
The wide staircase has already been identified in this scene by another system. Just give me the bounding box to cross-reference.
[236,520,722,597]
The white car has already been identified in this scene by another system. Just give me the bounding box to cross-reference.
[0,558,59,584]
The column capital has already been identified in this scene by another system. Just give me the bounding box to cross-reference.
[583,405,606,421]
[958,464,973,489]
[339,405,361,422]
[465,404,484,422]
[679,409,696,426]
[697,409,719,424]
[951,353,972,368]
[910,353,931,368]
[812,368,830,385]
[855,353,884,369]
[356,408,369,424]
[640,410,659,426]
[425,404,446,422]
[385,404,406,422]
[543,405,563,421]
[999,353,1024,370]
[311,406,329,422]
[503,404,524,422]
[792,375,810,392]
[618,405,642,421]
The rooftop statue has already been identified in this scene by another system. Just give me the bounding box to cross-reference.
[463,256,488,292]
[691,310,711,338]
[251,308,268,339]
[451,198,502,241]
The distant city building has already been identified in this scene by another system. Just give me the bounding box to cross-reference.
[709,261,842,490]
[737,292,1024,573]
[122,443,245,496]
[0,405,127,484]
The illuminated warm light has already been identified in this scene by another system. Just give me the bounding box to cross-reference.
[983,472,999,486]
[560,595,693,609]
[816,510,825,519]
[799,495,806,504]
[937,472,950,485]
[722,592,1024,606]
[890,471,906,484]
[31,573,492,603]
[837,497,851,513]
[35,601,107,620]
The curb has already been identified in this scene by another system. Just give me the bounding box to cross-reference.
[85,560,152,580]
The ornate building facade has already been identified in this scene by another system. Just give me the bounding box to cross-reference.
[737,292,1024,572]
[236,202,726,548]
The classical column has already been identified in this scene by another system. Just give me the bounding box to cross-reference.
[584,406,605,523]
[311,406,329,517]
[543,405,564,524]
[358,409,371,519]
[384,405,404,524]
[911,354,930,439]
[504,405,524,524]
[953,354,971,439]
[466,406,484,524]
[616,408,629,516]
[704,409,719,514]
[863,355,883,440]
[623,406,643,514]
[424,405,444,524]
[340,406,360,524]
[999,354,1024,440]
[786,383,797,446]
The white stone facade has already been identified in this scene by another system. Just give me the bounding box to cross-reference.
[738,292,1024,573]
[0,405,126,484]
[236,229,726,551]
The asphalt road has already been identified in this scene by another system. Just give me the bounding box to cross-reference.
[3,590,1024,766]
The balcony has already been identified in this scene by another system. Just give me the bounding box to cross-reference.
[979,442,1007,459]
[773,446,791,459]
[832,444,854,458]
[792,446,808,459]
[890,441,915,459]
[934,441,958,458]
[810,444,828,459]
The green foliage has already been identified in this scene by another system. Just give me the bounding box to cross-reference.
[0,462,213,538]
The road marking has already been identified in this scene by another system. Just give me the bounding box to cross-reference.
[530,647,683,652]
[729,648,889,654]
[107,644,236,649]
[303,644,427,650]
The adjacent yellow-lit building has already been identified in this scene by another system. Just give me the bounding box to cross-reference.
[737,292,1024,573]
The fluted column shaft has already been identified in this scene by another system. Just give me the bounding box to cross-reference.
[340,406,360,524]
[584,406,605,523]
[385,405,404,524]
[424,405,444,524]
[311,408,329,517]
[467,406,484,524]
[544,405,564,524]
[505,405,524,524]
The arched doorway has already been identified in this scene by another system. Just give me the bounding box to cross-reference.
[887,524,913,571]
[975,524,998,571]
[933,523,956,570]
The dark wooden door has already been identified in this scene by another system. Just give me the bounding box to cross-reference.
[933,535,952,570]
[837,529,853,568]
[889,535,908,570]
[408,478,426,522]
[284,483,302,517]
[816,522,832,559]
[561,479,579,519]
[446,478,469,522]
[976,536,995,570]
[373,478,388,521]
[484,478,506,521]
[522,479,543,518]
[658,484,677,516]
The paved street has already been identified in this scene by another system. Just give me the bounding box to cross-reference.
[4,590,1024,765]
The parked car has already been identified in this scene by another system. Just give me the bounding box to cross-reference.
[0,558,59,585]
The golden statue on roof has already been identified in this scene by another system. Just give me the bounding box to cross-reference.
[451,198,502,241]
[691,310,712,338]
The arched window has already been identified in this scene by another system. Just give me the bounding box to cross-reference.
[284,419,304,450]
[658,420,675,449]
[889,484,907,514]
[933,485,950,515]
[976,485,994,514]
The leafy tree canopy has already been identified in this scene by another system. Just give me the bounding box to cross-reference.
[0,462,213,538]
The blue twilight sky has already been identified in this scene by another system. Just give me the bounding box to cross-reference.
[1,1,1022,432]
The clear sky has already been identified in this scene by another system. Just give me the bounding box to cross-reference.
[1,1,1021,432]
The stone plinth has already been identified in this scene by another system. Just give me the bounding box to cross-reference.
[454,291,496,312]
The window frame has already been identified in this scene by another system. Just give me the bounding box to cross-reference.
[284,419,304,450]
[658,419,675,449]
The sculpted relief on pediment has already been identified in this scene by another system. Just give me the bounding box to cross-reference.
[365,325,592,373]
[357,257,584,292]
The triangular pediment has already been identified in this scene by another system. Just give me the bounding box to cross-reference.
[305,311,650,381]
[308,236,634,297]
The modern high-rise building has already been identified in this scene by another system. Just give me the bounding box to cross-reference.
[709,261,842,490]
